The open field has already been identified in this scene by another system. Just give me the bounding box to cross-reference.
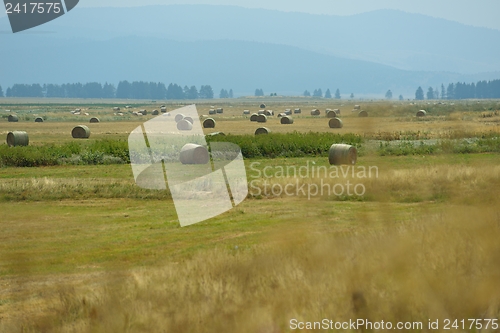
[1,99,500,332]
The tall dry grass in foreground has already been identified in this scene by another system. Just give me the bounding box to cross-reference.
[6,202,500,332]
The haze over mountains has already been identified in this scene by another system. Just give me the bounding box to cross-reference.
[1,5,499,97]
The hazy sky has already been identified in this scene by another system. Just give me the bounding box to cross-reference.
[1,1,499,31]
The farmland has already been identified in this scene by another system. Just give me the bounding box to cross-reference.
[1,98,500,332]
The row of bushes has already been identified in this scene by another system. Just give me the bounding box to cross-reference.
[0,133,364,167]
[207,132,363,158]
[0,140,130,167]
[1,133,500,167]
[377,138,500,156]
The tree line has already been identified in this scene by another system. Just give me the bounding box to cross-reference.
[415,79,500,100]
[0,81,225,100]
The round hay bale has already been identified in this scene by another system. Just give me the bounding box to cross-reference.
[180,144,209,165]
[311,109,320,116]
[113,107,121,111]
[250,113,259,122]
[416,110,427,117]
[260,103,266,109]
[328,117,343,129]
[34,117,44,123]
[207,132,225,137]
[277,113,287,118]
[177,119,193,131]
[284,109,292,115]
[175,113,185,123]
[358,110,368,117]
[72,125,91,139]
[89,117,100,123]
[160,107,167,113]
[294,108,302,114]
[6,131,29,147]
[243,110,250,115]
[216,108,223,114]
[203,118,216,128]
[152,110,160,116]
[7,115,19,122]
[139,109,147,115]
[255,127,270,135]
[183,116,194,124]
[208,109,216,115]
[264,110,274,116]
[328,144,357,165]
[326,109,337,118]
[280,116,294,124]
[257,114,267,123]
[333,109,341,115]
[258,110,266,115]
[354,105,361,110]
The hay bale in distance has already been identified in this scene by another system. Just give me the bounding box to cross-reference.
[113,107,121,111]
[257,114,268,123]
[329,144,357,165]
[175,114,185,123]
[72,125,91,139]
[258,110,266,115]
[6,131,29,147]
[277,113,286,118]
[358,110,368,117]
[152,110,160,116]
[284,109,292,115]
[183,116,194,124]
[7,115,18,122]
[311,109,321,116]
[326,109,337,118]
[180,144,209,165]
[203,118,216,128]
[264,110,274,116]
[89,117,100,123]
[255,127,270,135]
[294,108,302,114]
[250,113,259,122]
[416,110,427,117]
[280,116,294,124]
[333,109,341,115]
[208,109,216,115]
[160,107,167,113]
[243,110,250,115]
[216,108,224,114]
[260,103,266,109]
[177,119,193,131]
[354,105,361,110]
[34,117,44,123]
[329,117,344,128]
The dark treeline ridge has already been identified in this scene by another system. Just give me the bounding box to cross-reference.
[416,79,500,100]
[1,81,228,100]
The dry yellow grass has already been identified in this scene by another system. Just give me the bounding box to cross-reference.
[3,203,500,332]
[1,156,500,331]
[2,100,500,142]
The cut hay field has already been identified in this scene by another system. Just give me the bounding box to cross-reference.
[1,98,500,332]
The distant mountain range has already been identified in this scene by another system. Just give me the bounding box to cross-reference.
[1,5,499,97]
